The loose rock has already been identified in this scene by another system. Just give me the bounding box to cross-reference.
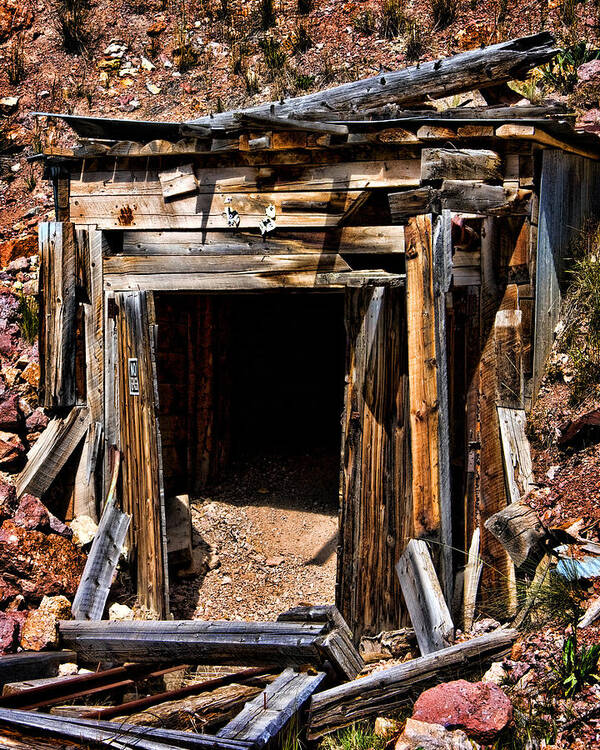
[20,594,72,651]
[395,718,477,750]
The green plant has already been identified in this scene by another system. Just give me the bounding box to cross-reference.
[18,293,39,344]
[260,37,286,70]
[260,0,276,30]
[57,0,91,53]
[320,722,386,750]
[297,0,312,14]
[540,42,600,94]
[562,0,578,26]
[404,19,423,61]
[293,71,314,90]
[8,34,26,85]
[352,9,377,34]
[509,72,545,104]
[431,0,457,29]
[379,0,408,38]
[291,24,312,54]
[553,632,600,698]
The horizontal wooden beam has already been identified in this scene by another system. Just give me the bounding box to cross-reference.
[120,227,406,255]
[421,148,502,182]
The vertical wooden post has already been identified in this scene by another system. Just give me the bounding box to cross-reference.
[117,291,169,618]
[404,215,442,545]
[337,285,410,639]
[73,229,104,521]
[39,222,77,408]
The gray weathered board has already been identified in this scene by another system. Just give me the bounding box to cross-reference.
[0,651,77,688]
[15,407,90,499]
[533,150,600,396]
[217,668,327,747]
[497,407,534,503]
[59,620,362,679]
[396,539,454,655]
[71,497,131,620]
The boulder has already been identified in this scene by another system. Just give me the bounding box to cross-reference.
[412,679,512,743]
[109,602,135,621]
[0,612,18,655]
[0,235,37,268]
[0,574,20,604]
[0,393,21,430]
[69,515,98,547]
[0,520,86,600]
[14,493,50,531]
[20,595,72,651]
[578,59,600,83]
[0,431,24,467]
[0,481,17,520]
[20,361,39,388]
[25,408,49,434]
[374,717,402,739]
[395,719,477,750]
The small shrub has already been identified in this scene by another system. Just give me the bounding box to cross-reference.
[431,0,457,30]
[404,19,423,61]
[260,37,286,70]
[291,24,312,54]
[8,34,26,85]
[260,0,276,30]
[352,9,377,35]
[540,42,600,94]
[293,71,314,90]
[57,0,91,53]
[24,167,37,193]
[18,293,39,344]
[297,0,312,14]
[244,68,260,93]
[554,632,600,697]
[320,723,386,750]
[379,0,408,38]
[562,0,577,26]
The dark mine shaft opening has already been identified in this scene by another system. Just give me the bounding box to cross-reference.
[155,291,346,617]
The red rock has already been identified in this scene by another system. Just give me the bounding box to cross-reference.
[578,60,600,83]
[0,392,21,430]
[0,481,17,520]
[0,234,36,268]
[20,361,39,388]
[0,332,14,356]
[412,679,513,743]
[0,612,18,654]
[14,494,50,531]
[25,408,49,433]
[20,595,72,651]
[0,0,33,42]
[0,574,19,604]
[147,19,166,35]
[0,430,24,467]
[0,521,86,601]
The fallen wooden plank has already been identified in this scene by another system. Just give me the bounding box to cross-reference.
[421,149,502,182]
[15,407,90,499]
[218,668,327,747]
[39,222,77,408]
[497,407,534,503]
[166,493,193,565]
[462,528,483,632]
[120,226,406,255]
[0,708,253,750]
[307,628,517,738]
[0,652,77,689]
[277,605,353,640]
[396,540,454,655]
[188,34,558,128]
[58,621,361,678]
[72,453,130,620]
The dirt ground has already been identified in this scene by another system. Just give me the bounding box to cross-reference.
[169,453,339,621]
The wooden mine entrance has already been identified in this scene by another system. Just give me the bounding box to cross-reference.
[114,279,409,633]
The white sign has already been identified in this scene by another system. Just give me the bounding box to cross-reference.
[128,358,140,396]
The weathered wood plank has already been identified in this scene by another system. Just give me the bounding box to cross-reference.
[533,151,600,396]
[39,222,77,408]
[421,149,502,182]
[484,501,548,572]
[337,285,410,639]
[71,191,369,230]
[440,181,531,215]
[158,163,198,199]
[117,291,169,618]
[0,652,77,689]
[72,161,421,196]
[15,407,90,499]
[188,34,558,128]
[72,454,130,620]
[388,188,437,224]
[217,668,327,747]
[497,407,534,504]
[307,628,518,738]
[120,227,406,256]
[405,216,441,542]
[396,540,454,655]
[495,309,523,408]
[73,420,102,520]
[104,254,351,276]
[462,528,483,632]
